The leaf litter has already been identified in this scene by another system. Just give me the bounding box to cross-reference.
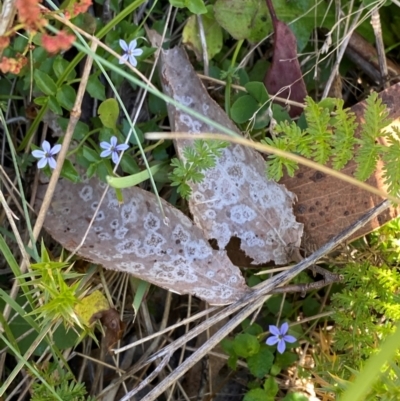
[35,173,250,305]
[263,0,307,118]
[158,43,303,265]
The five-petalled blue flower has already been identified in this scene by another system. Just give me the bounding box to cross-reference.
[119,39,143,67]
[32,140,61,170]
[100,136,129,164]
[266,322,296,354]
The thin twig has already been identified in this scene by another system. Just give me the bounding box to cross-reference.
[197,15,209,76]
[371,7,389,88]
[322,6,363,98]
[33,42,97,242]
[145,132,400,204]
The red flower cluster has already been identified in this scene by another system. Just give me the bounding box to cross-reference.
[41,31,75,54]
[72,0,92,17]
[0,36,10,50]
[0,54,27,74]
[16,0,46,31]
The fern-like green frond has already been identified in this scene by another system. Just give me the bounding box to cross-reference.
[354,136,381,181]
[169,139,228,199]
[263,136,298,181]
[382,130,400,196]
[361,91,391,140]
[275,120,312,158]
[332,100,358,170]
[304,96,333,164]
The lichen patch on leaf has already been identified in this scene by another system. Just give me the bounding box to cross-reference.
[36,174,250,305]
[159,45,303,265]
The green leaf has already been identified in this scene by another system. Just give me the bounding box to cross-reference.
[182,8,223,60]
[119,153,140,175]
[33,96,48,106]
[148,93,167,116]
[214,0,270,42]
[232,333,260,358]
[227,354,238,370]
[122,120,144,145]
[107,162,168,188]
[98,98,119,131]
[48,96,63,115]
[57,118,89,141]
[130,279,151,315]
[282,392,309,401]
[265,295,292,316]
[170,0,207,14]
[187,0,207,14]
[230,95,258,123]
[247,347,274,378]
[87,75,106,101]
[60,159,80,183]
[56,85,76,111]
[243,321,263,336]
[275,351,298,369]
[263,376,279,399]
[87,163,97,179]
[245,81,269,104]
[34,70,57,96]
[243,388,268,401]
[82,145,101,163]
[302,297,320,317]
[221,338,236,357]
[53,56,76,81]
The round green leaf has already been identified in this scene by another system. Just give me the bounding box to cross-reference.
[253,104,270,129]
[230,95,258,124]
[214,0,270,42]
[34,69,57,96]
[98,98,119,131]
[245,82,269,104]
[232,333,260,357]
[247,347,274,378]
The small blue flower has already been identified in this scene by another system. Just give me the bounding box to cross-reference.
[266,322,296,354]
[119,39,143,67]
[100,136,129,164]
[32,140,61,170]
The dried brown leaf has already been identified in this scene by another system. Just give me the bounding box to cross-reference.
[159,45,303,265]
[36,176,250,305]
[279,84,400,250]
[90,308,125,352]
[264,0,307,118]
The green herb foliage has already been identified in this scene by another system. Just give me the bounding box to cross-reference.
[263,93,400,199]
[31,363,94,401]
[169,139,229,199]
